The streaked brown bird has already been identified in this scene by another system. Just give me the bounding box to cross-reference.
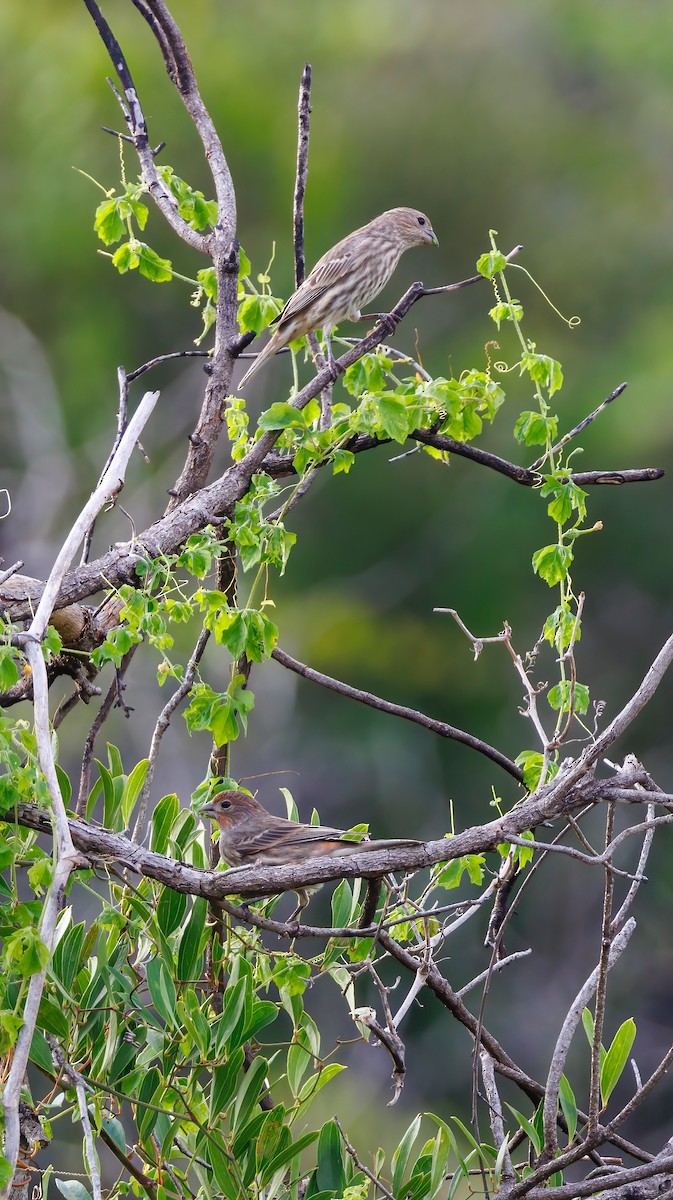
[237,206,438,389]
[200,789,422,918]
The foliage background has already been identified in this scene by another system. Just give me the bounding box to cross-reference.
[2,0,673,1150]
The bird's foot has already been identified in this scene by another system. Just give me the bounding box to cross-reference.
[360,310,400,337]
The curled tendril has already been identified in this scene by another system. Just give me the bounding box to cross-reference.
[510,264,581,328]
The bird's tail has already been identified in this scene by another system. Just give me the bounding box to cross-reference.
[337,837,422,854]
[237,331,280,390]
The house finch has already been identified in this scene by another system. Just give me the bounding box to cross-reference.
[200,789,421,918]
[237,206,438,389]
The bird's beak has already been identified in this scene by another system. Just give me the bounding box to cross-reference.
[200,802,216,818]
[428,228,439,245]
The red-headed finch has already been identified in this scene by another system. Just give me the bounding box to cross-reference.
[200,789,421,918]
[237,206,438,388]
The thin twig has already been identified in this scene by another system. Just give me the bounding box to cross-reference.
[0,560,24,586]
[46,1036,102,1200]
[438,611,551,753]
[272,645,522,780]
[542,919,635,1158]
[76,645,139,817]
[334,1117,396,1200]
[132,627,210,842]
[610,802,656,933]
[84,1,206,250]
[293,63,311,289]
[480,1051,515,1182]
[589,803,616,1134]
[530,383,628,472]
[126,349,209,382]
[1,391,159,1199]
[456,950,533,998]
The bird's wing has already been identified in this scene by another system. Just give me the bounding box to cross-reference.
[273,241,358,327]
[229,818,351,860]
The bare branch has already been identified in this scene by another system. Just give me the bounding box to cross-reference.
[530,382,629,471]
[589,803,616,1134]
[480,1051,515,1183]
[132,627,210,842]
[293,63,311,288]
[542,919,635,1159]
[82,0,207,251]
[272,645,523,780]
[334,1117,396,1200]
[1,390,159,1198]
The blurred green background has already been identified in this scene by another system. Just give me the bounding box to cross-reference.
[3,0,673,1151]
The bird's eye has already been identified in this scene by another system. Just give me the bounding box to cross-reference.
[417,217,426,226]
[220,799,232,809]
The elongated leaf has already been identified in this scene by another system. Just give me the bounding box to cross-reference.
[150,793,179,854]
[315,1120,345,1195]
[559,1074,577,1144]
[505,1105,541,1155]
[331,880,354,928]
[177,896,207,981]
[392,1114,422,1196]
[450,1117,491,1164]
[156,886,188,938]
[601,1018,636,1106]
[51,922,85,993]
[260,1130,319,1186]
[231,1054,269,1134]
[56,1182,92,1200]
[120,759,149,826]
[209,1048,245,1120]
[146,958,177,1028]
[212,978,248,1054]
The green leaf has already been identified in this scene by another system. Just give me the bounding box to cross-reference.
[261,1131,319,1186]
[111,240,172,282]
[428,1118,454,1200]
[513,410,558,447]
[392,1114,422,1196]
[94,198,126,246]
[230,1054,269,1134]
[521,351,563,396]
[51,921,85,992]
[515,750,545,791]
[36,995,69,1040]
[156,886,188,938]
[29,1028,53,1073]
[315,1120,345,1195]
[542,605,578,653]
[505,1105,541,1154]
[258,402,306,431]
[0,655,19,690]
[177,897,207,981]
[331,880,355,928]
[150,793,179,854]
[145,959,178,1029]
[120,759,149,826]
[136,1067,161,1141]
[209,1049,245,1120]
[532,543,573,586]
[56,1182,92,1200]
[601,1018,636,1106]
[477,250,507,278]
[548,681,590,715]
[238,293,282,334]
[0,1009,23,1055]
[376,395,410,443]
[559,1074,577,1144]
[101,1116,127,1156]
[0,1156,13,1191]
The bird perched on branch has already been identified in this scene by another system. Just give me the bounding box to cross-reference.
[200,789,422,918]
[237,206,438,389]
